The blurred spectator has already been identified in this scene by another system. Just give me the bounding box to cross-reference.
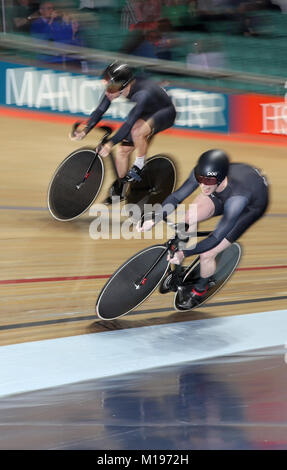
[11,0,40,34]
[153,18,175,60]
[148,18,180,60]
[186,38,226,70]
[231,1,271,36]
[30,1,85,67]
[121,17,179,60]
[30,2,82,44]
[235,2,259,35]
[120,27,157,57]
[121,0,161,30]
[140,0,161,22]
[121,0,140,29]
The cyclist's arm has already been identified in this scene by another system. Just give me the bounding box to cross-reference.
[182,195,248,257]
[84,94,111,133]
[154,170,199,223]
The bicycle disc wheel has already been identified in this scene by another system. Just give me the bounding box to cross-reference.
[96,245,169,320]
[174,243,242,311]
[48,148,104,221]
[125,155,176,210]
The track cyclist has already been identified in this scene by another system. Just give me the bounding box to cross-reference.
[138,149,269,310]
[70,61,176,200]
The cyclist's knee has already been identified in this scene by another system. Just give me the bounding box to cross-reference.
[200,250,215,263]
[116,145,133,159]
[200,238,231,262]
[192,194,215,221]
[131,121,152,142]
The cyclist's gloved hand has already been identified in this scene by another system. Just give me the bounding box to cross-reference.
[137,219,155,232]
[136,212,156,232]
[69,122,88,141]
[167,250,185,265]
[69,130,86,141]
[98,141,113,158]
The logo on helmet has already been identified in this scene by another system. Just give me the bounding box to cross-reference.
[207,171,217,176]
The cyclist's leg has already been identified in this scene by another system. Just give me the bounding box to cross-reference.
[146,105,176,137]
[176,237,231,307]
[194,206,266,288]
[176,193,224,293]
[115,140,134,178]
[225,205,267,245]
[199,238,231,279]
[167,193,221,293]
[122,107,175,182]
[130,119,153,174]
[131,105,176,166]
[185,192,223,225]
[119,119,153,182]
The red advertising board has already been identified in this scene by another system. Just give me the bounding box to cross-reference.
[230,93,287,138]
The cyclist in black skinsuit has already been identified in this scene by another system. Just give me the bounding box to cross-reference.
[71,61,176,196]
[139,149,269,309]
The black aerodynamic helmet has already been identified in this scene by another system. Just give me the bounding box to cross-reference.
[195,149,230,185]
[102,61,134,93]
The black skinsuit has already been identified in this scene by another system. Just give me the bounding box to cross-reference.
[160,163,269,257]
[86,77,176,145]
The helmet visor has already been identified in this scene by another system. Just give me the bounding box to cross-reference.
[195,174,218,186]
[104,81,123,93]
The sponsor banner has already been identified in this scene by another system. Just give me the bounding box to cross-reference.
[1,60,286,139]
[0,61,229,133]
[168,87,228,132]
[229,93,287,137]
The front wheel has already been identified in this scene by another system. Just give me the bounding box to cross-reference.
[47,148,104,221]
[96,245,170,320]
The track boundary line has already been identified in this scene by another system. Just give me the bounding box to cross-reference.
[1,295,287,331]
[1,264,287,285]
[1,106,287,147]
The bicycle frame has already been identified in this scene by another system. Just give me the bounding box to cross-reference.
[134,228,211,289]
[72,124,114,190]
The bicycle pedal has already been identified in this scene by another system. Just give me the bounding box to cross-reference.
[208,276,217,287]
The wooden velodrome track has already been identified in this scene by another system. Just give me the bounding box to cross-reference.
[0,111,286,347]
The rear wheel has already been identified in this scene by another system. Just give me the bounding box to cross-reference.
[174,243,242,311]
[125,155,176,212]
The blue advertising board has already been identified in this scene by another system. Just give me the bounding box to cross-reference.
[0,61,229,133]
